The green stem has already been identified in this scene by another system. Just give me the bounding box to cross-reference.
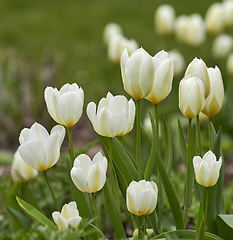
[196,114,202,156]
[138,216,142,240]
[67,127,75,164]
[208,118,214,150]
[91,193,101,230]
[109,137,116,196]
[136,99,142,180]
[43,171,60,211]
[154,104,160,153]
[204,187,209,227]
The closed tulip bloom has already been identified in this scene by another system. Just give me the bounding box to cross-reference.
[179,76,205,119]
[202,66,224,117]
[71,152,107,193]
[168,50,185,77]
[107,34,138,64]
[154,4,175,36]
[193,150,222,187]
[103,23,123,45]
[126,180,158,216]
[175,15,189,43]
[145,50,174,104]
[121,48,154,99]
[52,201,82,230]
[185,58,210,98]
[11,150,38,182]
[87,92,135,138]
[212,34,233,59]
[18,123,65,171]
[222,1,233,28]
[205,3,224,35]
[44,83,84,128]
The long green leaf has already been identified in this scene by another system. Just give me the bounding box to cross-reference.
[155,152,184,229]
[16,196,57,230]
[196,202,205,240]
[216,214,233,240]
[178,119,188,164]
[163,117,172,174]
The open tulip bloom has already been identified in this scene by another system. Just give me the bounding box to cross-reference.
[71,152,107,193]
[87,92,135,138]
[193,150,222,187]
[18,123,65,171]
[52,201,82,230]
[44,83,84,128]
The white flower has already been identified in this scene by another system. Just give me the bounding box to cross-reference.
[193,150,222,187]
[87,92,135,138]
[71,152,107,193]
[52,201,82,230]
[44,83,84,128]
[168,50,185,77]
[212,34,233,59]
[103,23,123,45]
[18,123,65,171]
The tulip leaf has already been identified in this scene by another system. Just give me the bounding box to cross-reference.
[16,196,57,230]
[151,229,223,240]
[163,117,172,174]
[155,151,184,230]
[103,182,126,239]
[216,214,233,240]
[195,202,205,240]
[178,119,187,165]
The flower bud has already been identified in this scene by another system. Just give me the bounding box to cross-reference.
[202,66,224,118]
[121,48,154,99]
[222,1,233,28]
[71,152,107,193]
[168,50,185,77]
[44,83,84,128]
[179,76,205,119]
[126,180,158,216]
[205,3,224,35]
[11,150,38,182]
[52,201,82,230]
[103,23,123,45]
[226,53,233,75]
[87,92,135,138]
[193,150,222,187]
[212,34,233,59]
[18,123,65,171]
[154,4,175,36]
[145,50,174,104]
[185,58,210,98]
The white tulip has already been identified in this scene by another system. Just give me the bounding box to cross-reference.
[126,180,158,216]
[154,4,175,36]
[44,83,84,128]
[168,50,185,77]
[179,76,205,119]
[103,23,123,45]
[185,58,210,98]
[145,50,174,104]
[18,123,65,171]
[193,150,222,187]
[121,48,154,99]
[87,92,135,138]
[175,15,189,43]
[71,152,107,193]
[52,201,82,230]
[202,66,224,118]
[212,34,233,59]
[11,150,38,181]
[222,1,233,28]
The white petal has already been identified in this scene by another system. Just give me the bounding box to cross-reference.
[68,216,82,229]
[71,167,89,192]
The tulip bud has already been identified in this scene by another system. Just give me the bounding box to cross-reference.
[154,4,175,36]
[107,34,138,64]
[121,48,154,99]
[44,83,84,128]
[205,3,224,35]
[222,1,233,28]
[202,66,224,118]
[185,58,210,98]
[52,201,82,230]
[11,150,38,182]
[87,92,135,138]
[179,76,205,119]
[168,50,185,77]
[18,123,65,171]
[145,50,174,104]
[103,23,123,45]
[126,180,158,216]
[71,152,107,193]
[226,53,233,75]
[212,34,233,59]
[193,150,222,187]
[175,15,189,43]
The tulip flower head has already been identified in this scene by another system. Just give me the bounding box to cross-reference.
[121,48,154,100]
[202,66,224,118]
[87,92,135,138]
[44,83,84,128]
[179,76,205,119]
[193,150,222,187]
[126,180,158,216]
[52,201,82,230]
[71,152,107,193]
[103,23,123,45]
[18,123,65,171]
[145,50,174,104]
[168,50,185,77]
[212,34,233,59]
[11,150,38,182]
